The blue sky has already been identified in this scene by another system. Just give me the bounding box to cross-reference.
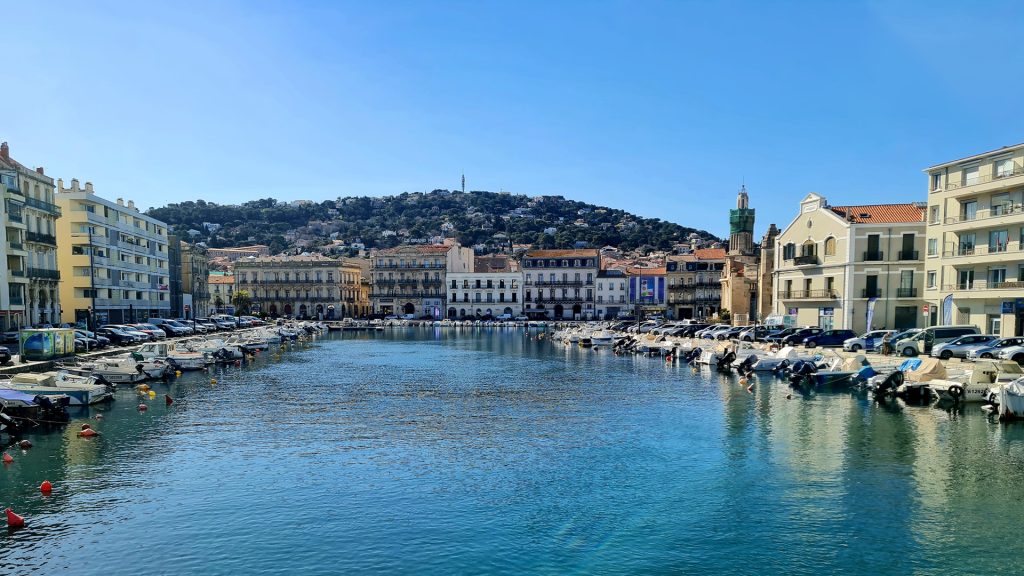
[4,1,1024,238]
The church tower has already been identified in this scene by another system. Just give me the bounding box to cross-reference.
[729,185,755,256]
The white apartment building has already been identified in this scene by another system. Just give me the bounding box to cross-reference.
[595,270,628,320]
[924,143,1024,335]
[445,272,522,318]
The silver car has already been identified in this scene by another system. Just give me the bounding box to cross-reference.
[966,337,1024,361]
[930,334,998,360]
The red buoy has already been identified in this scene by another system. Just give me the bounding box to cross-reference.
[78,428,99,438]
[165,394,174,406]
[5,508,25,528]
[40,480,52,494]
[2,452,12,464]
[138,404,148,412]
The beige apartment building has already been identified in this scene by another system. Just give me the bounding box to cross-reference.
[0,142,62,328]
[772,193,926,333]
[665,248,726,320]
[521,249,600,320]
[924,143,1024,335]
[56,180,172,326]
[369,242,473,318]
[181,241,210,318]
[234,255,366,319]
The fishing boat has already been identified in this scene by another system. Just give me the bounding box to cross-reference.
[1,372,113,406]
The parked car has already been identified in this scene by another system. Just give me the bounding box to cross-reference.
[96,327,138,345]
[130,323,167,340]
[697,324,729,339]
[843,329,896,352]
[75,330,106,349]
[738,325,784,342]
[930,334,998,360]
[782,327,823,346]
[764,327,801,345]
[715,326,747,340]
[802,329,857,348]
[104,325,156,342]
[966,337,1024,361]
[997,345,1024,365]
[894,325,981,357]
[0,346,11,364]
[2,331,19,344]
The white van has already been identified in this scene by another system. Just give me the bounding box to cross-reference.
[893,325,980,357]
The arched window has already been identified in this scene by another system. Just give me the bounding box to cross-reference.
[824,237,836,256]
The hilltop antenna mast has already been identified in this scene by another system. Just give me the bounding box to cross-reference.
[461,172,465,194]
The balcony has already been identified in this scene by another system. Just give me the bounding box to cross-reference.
[941,242,1020,259]
[897,250,919,261]
[8,296,23,305]
[25,231,57,246]
[896,288,918,298]
[862,289,883,298]
[943,163,1024,192]
[27,268,60,280]
[943,280,1024,292]
[9,269,25,278]
[7,242,24,252]
[793,254,819,266]
[862,251,884,262]
[780,289,837,300]
[943,203,1024,226]
[24,197,62,217]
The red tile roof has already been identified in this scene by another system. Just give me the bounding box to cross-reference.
[208,275,235,285]
[524,249,600,258]
[828,203,924,224]
[376,245,452,255]
[694,248,727,260]
[627,267,666,276]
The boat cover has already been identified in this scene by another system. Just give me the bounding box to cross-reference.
[998,379,1024,418]
[906,358,946,382]
[0,389,37,403]
[841,355,867,371]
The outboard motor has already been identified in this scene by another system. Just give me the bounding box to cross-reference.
[788,360,817,386]
[686,347,702,364]
[872,371,904,400]
[0,412,21,436]
[737,354,758,376]
[716,350,737,371]
[772,359,791,375]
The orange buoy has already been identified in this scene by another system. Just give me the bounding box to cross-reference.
[165,394,174,406]
[2,452,12,464]
[39,480,52,494]
[5,508,25,528]
[138,404,148,412]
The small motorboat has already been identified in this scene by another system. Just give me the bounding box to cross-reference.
[136,342,211,370]
[931,360,1023,403]
[0,389,70,435]
[994,378,1024,420]
[2,372,113,406]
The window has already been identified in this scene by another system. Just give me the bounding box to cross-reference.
[929,206,940,224]
[959,233,976,256]
[989,267,1007,286]
[927,238,938,257]
[989,229,1008,253]
[931,173,941,190]
[825,276,835,295]
[927,271,936,288]
[996,157,1015,178]
[961,200,977,221]
[963,165,979,186]
[992,193,1011,216]
[989,315,1002,336]
[824,237,836,256]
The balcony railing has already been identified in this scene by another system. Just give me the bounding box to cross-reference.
[862,251,884,262]
[369,292,443,299]
[943,280,1024,292]
[7,242,23,251]
[897,250,919,261]
[943,203,1024,225]
[862,289,883,298]
[27,268,60,280]
[941,243,1019,258]
[24,197,61,216]
[8,296,23,305]
[944,163,1024,191]
[10,270,25,278]
[780,289,837,299]
[896,288,918,298]
[25,231,57,246]
[793,254,819,266]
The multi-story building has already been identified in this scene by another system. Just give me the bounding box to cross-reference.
[665,248,726,320]
[521,249,600,320]
[340,257,369,318]
[756,224,780,320]
[369,242,473,318]
[0,142,61,327]
[446,273,522,318]
[181,241,210,318]
[923,143,1024,335]
[233,255,363,319]
[595,269,628,320]
[208,273,234,314]
[772,193,926,333]
[56,180,171,325]
[627,266,667,318]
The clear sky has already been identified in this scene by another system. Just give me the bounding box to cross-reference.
[4,1,1024,238]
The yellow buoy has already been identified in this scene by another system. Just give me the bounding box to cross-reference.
[210,378,217,385]
[175,371,182,377]
[739,377,749,385]
[148,390,156,398]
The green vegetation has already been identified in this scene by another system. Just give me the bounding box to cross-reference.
[147,190,719,254]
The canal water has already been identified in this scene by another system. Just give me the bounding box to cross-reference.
[2,329,1024,575]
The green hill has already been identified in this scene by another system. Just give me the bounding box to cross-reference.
[146,190,720,255]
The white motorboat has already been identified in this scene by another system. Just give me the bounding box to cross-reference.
[1,372,113,406]
[136,342,211,370]
[63,355,170,383]
[746,346,821,372]
[993,378,1024,419]
[589,330,615,347]
[932,360,1024,403]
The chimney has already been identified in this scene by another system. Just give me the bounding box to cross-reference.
[71,178,80,192]
[116,198,124,206]
[0,142,8,160]
[85,182,93,192]
[127,200,135,210]
[35,167,44,175]
[57,178,64,191]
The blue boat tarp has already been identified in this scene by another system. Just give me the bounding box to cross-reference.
[0,389,38,403]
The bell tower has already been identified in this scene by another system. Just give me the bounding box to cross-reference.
[729,185,755,256]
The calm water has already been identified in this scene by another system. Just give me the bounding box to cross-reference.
[3,329,1024,575]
